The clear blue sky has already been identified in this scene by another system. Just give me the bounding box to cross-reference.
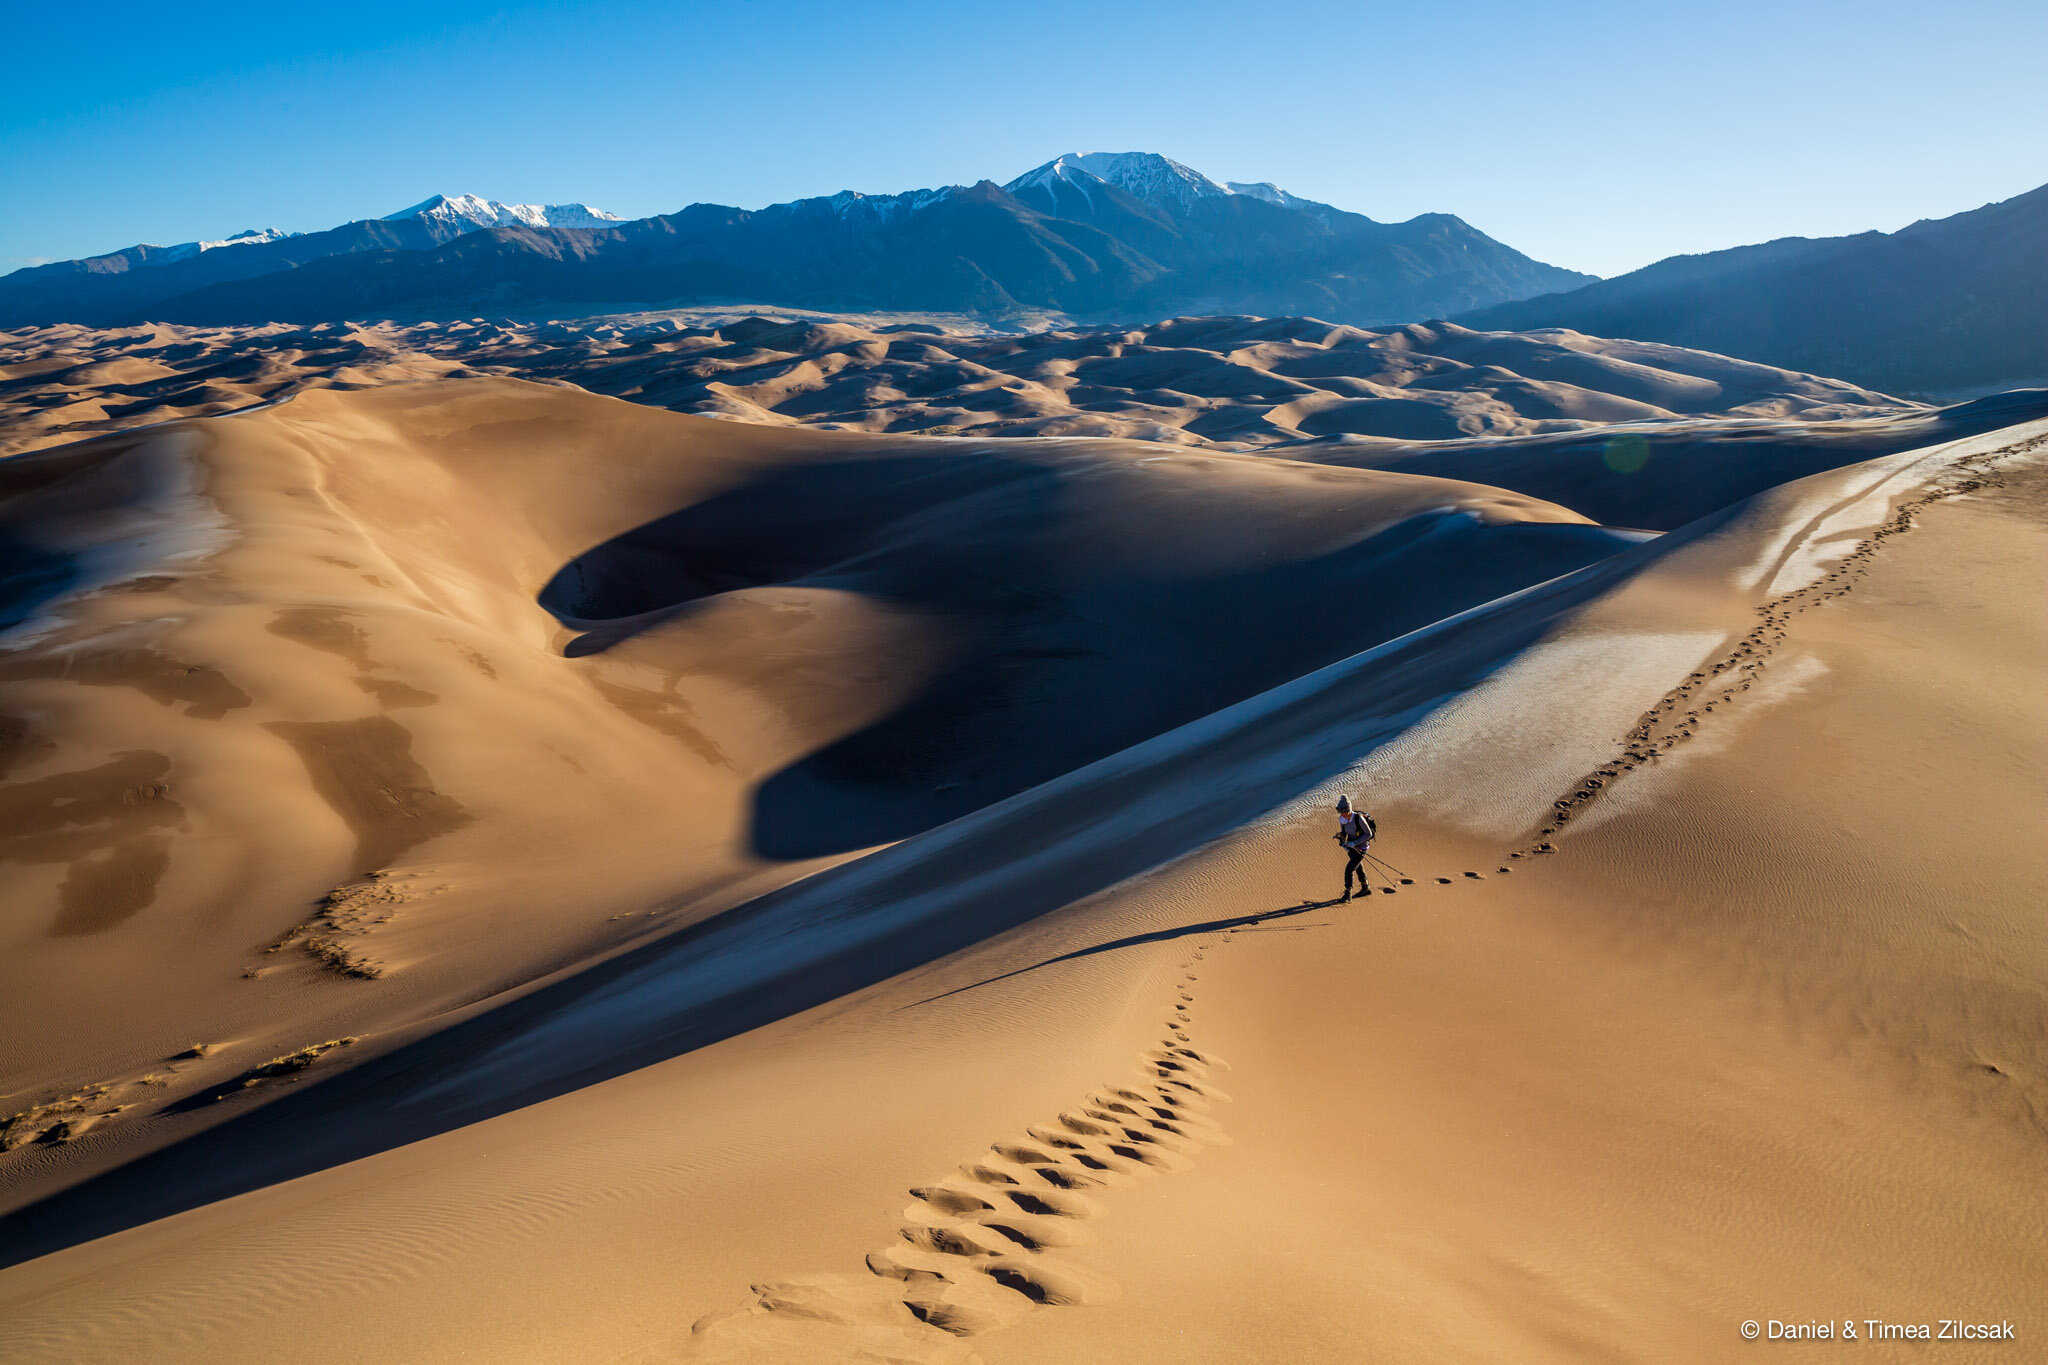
[5,0,2043,278]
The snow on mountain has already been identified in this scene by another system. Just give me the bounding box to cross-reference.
[1068,152,1230,213]
[157,227,296,263]
[25,157,1323,289]
[107,163,1310,280]
[386,194,624,233]
[1005,153,1330,219]
[1003,154,1112,206]
[1224,181,1325,213]
[797,186,959,223]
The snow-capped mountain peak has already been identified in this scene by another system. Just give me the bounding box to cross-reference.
[1004,153,1327,220]
[798,186,959,223]
[154,226,295,263]
[1003,152,1218,215]
[1068,152,1229,213]
[1004,151,1229,215]
[1004,153,1106,196]
[386,194,624,233]
[198,227,290,250]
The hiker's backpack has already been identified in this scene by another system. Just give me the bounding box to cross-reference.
[1356,812,1377,843]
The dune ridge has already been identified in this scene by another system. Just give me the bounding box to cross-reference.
[1,314,1914,460]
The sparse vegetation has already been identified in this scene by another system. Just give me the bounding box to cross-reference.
[238,1036,361,1087]
[260,869,434,980]
[303,934,383,979]
[2,1082,138,1150]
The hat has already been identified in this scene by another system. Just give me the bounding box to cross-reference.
[1335,795,1351,812]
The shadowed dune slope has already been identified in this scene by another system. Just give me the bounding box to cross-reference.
[0,377,1634,1212]
[1292,386,2048,530]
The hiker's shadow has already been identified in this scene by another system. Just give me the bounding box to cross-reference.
[909,896,1342,1008]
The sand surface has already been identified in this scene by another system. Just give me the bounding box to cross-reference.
[0,352,2042,1362]
[0,377,1651,1207]
[1,314,1913,460]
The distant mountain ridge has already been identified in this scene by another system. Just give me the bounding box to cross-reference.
[0,193,625,328]
[1005,151,1339,224]
[385,195,624,234]
[0,153,1593,329]
[1461,182,2048,395]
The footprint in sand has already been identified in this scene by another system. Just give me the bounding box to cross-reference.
[1495,440,2029,870]
[673,944,1236,1360]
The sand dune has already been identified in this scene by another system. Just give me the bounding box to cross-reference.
[1,314,1913,460]
[2,326,2043,1362]
[1303,385,2048,530]
[1,385,2040,1361]
[0,378,1643,1216]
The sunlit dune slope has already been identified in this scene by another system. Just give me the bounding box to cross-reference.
[0,376,1629,1200]
[2,406,2038,1365]
[0,314,1916,459]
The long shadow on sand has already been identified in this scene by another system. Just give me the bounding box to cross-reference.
[0,442,95,631]
[0,449,1707,1270]
[0,506,1665,1269]
[909,899,1340,1008]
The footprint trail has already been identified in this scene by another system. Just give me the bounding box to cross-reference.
[1507,432,2041,860]
[661,944,1238,1363]
[639,430,2047,1360]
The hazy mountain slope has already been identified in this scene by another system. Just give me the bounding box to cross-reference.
[1462,182,2048,395]
[1006,154,1591,321]
[0,195,622,329]
[121,183,1171,323]
[0,155,1590,328]
[0,218,457,326]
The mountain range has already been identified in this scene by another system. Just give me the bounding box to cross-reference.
[12,159,2041,397]
[1461,182,2048,396]
[0,195,625,329]
[0,154,1593,329]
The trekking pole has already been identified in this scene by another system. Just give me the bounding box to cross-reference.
[1365,850,1408,879]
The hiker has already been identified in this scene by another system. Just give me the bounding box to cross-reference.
[1333,794,1376,901]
